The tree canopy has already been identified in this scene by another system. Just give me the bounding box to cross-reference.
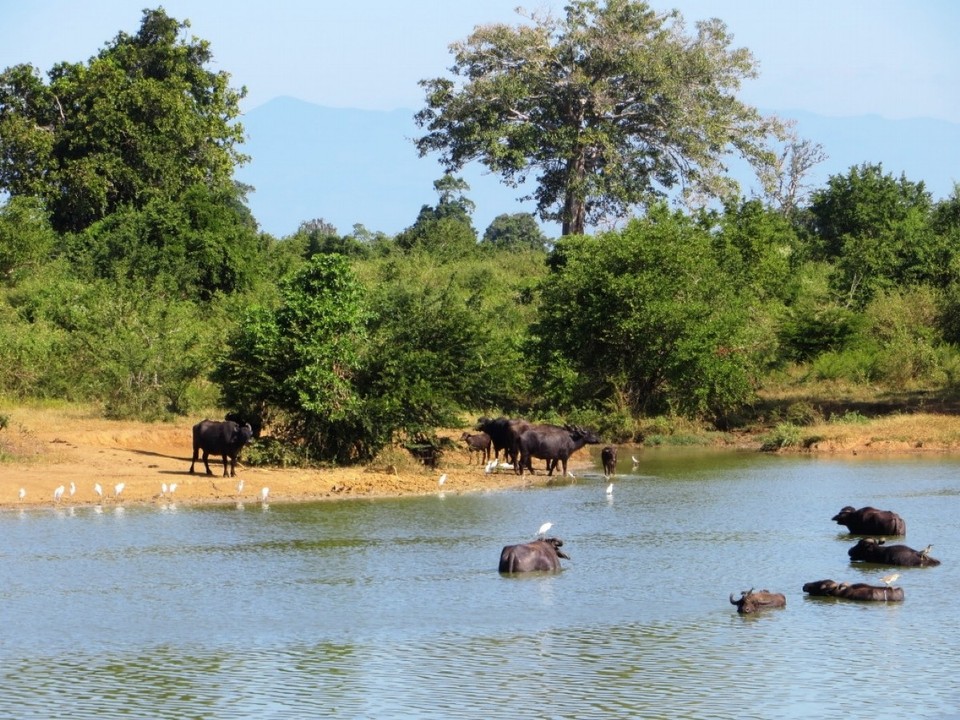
[415,0,781,235]
[0,8,247,234]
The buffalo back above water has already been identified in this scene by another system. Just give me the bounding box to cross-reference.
[832,505,906,536]
[498,538,569,573]
[729,589,786,614]
[189,419,254,477]
[802,578,905,602]
[847,538,940,567]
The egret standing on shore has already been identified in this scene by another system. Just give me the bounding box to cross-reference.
[53,485,65,503]
[94,483,103,502]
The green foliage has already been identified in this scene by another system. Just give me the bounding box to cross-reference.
[808,163,948,305]
[760,422,804,451]
[0,197,56,283]
[215,255,370,463]
[415,0,780,235]
[63,183,263,300]
[532,207,766,420]
[394,176,478,255]
[482,213,549,251]
[0,8,247,233]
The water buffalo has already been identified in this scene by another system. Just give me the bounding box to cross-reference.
[460,431,492,464]
[729,589,786,614]
[189,419,254,477]
[498,537,569,573]
[601,445,617,477]
[518,425,601,477]
[847,538,940,567]
[832,505,906,536]
[802,579,905,602]
[476,417,532,465]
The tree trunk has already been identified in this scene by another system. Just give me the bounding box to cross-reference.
[561,150,587,236]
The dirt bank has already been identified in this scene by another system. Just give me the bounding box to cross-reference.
[0,406,594,509]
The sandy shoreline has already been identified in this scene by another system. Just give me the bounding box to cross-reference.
[6,405,960,510]
[0,407,596,509]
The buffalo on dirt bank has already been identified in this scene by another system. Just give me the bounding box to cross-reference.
[517,424,600,477]
[189,419,254,478]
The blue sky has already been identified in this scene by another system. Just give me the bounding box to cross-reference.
[2,0,958,122]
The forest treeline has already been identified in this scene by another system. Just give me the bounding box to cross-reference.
[2,6,960,465]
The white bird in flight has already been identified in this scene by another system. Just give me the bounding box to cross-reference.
[537,521,553,538]
[53,485,65,503]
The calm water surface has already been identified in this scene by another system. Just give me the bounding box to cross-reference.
[2,449,960,718]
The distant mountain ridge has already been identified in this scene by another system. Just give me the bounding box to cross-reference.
[235,96,960,239]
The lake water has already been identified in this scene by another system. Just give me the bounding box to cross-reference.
[2,448,959,718]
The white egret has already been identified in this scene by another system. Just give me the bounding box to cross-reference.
[881,572,900,586]
[631,455,639,466]
[606,483,614,496]
[920,543,933,557]
[18,487,25,502]
[498,462,513,470]
[236,478,244,494]
[169,482,177,495]
[566,470,575,479]
[94,483,103,501]
[260,487,270,503]
[114,482,125,499]
[69,482,76,498]
[484,459,497,474]
[53,485,65,503]
[537,521,553,538]
[161,482,168,497]
[438,474,447,486]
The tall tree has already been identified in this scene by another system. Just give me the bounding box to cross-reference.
[415,0,781,236]
[0,8,247,233]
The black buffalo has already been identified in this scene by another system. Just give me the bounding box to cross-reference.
[729,589,786,614]
[601,445,617,477]
[189,419,254,477]
[460,431,492,464]
[498,538,569,573]
[832,505,906,536]
[517,425,601,477]
[802,579,905,602]
[476,416,531,466]
[847,538,940,567]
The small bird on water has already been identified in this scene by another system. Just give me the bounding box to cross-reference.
[881,572,900,586]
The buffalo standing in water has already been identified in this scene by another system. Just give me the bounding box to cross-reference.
[729,589,786,614]
[601,446,617,477]
[847,538,940,567]
[802,579,904,602]
[189,419,254,477]
[832,505,906,536]
[498,538,569,573]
